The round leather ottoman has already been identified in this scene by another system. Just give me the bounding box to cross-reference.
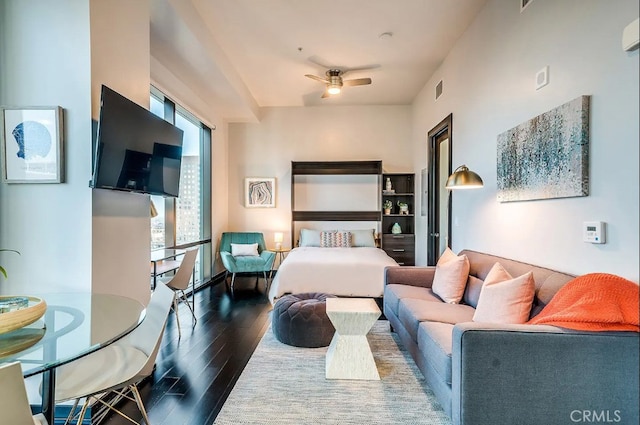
[272,293,337,348]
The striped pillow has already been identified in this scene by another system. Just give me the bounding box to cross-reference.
[320,231,352,248]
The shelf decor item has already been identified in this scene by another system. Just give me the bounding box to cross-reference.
[391,223,402,234]
[397,201,409,215]
[0,296,47,334]
[383,200,393,215]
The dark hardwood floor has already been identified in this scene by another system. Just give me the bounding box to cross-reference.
[100,276,272,425]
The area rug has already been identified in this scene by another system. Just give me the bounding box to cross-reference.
[213,320,452,424]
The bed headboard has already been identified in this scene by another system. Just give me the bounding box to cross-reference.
[291,161,382,247]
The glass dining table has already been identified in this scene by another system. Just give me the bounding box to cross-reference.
[0,293,146,425]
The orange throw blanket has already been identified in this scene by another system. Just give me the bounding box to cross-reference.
[528,273,639,332]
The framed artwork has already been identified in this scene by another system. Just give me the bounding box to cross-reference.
[245,177,276,208]
[497,95,589,202]
[1,106,64,183]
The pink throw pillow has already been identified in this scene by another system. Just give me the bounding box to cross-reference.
[431,248,470,304]
[473,262,535,324]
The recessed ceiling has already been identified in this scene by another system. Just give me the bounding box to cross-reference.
[151,0,488,121]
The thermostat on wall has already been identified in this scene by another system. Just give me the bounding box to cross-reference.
[583,221,606,244]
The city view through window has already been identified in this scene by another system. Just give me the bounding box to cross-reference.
[149,95,202,250]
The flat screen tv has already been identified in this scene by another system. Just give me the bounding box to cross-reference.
[90,85,184,197]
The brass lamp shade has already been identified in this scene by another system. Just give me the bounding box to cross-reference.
[150,199,158,218]
[445,165,484,189]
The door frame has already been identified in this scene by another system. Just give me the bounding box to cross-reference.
[427,114,452,266]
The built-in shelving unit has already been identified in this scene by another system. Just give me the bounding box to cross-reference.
[381,173,415,265]
[291,161,382,247]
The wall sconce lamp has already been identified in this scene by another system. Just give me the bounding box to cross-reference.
[445,165,484,190]
[274,232,284,250]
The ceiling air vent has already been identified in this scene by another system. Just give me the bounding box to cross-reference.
[520,0,534,12]
[435,80,443,100]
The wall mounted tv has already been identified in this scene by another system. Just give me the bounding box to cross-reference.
[90,85,184,197]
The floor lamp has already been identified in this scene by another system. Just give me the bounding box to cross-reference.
[444,165,484,247]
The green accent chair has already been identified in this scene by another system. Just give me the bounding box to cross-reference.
[219,232,275,296]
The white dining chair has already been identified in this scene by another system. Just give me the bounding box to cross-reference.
[0,361,49,425]
[54,282,175,425]
[157,248,198,338]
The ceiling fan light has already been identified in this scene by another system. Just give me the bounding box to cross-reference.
[327,85,341,95]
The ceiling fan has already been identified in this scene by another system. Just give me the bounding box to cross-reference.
[305,69,372,98]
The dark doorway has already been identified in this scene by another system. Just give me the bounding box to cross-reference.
[427,114,452,266]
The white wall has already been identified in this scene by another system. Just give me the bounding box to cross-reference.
[228,105,412,246]
[0,0,157,303]
[89,0,152,303]
[411,0,639,280]
[0,0,93,294]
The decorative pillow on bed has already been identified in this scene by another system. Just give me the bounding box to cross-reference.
[230,243,260,257]
[299,229,323,247]
[431,247,470,304]
[344,229,376,247]
[473,263,535,324]
[320,231,352,248]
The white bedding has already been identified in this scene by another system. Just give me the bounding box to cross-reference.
[268,247,398,303]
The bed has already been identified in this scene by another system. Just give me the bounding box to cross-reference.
[269,160,399,303]
[268,246,398,303]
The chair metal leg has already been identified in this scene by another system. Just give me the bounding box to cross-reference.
[179,289,197,326]
[230,273,236,296]
[263,271,269,295]
[174,296,182,339]
[64,398,80,425]
[75,399,90,425]
[255,272,259,290]
[130,384,151,425]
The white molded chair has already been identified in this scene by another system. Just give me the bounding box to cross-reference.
[54,283,175,425]
[157,248,198,338]
[0,361,49,425]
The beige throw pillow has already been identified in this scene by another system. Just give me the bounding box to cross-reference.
[231,243,259,257]
[431,248,470,304]
[473,262,535,324]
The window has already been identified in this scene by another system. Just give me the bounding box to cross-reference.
[149,87,213,287]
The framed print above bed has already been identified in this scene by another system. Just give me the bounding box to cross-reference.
[245,177,276,208]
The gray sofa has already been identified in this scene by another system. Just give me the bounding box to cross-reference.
[383,249,640,425]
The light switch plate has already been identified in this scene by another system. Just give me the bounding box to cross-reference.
[535,66,549,90]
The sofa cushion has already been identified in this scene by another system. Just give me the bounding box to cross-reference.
[417,321,455,385]
[432,248,470,304]
[384,284,441,318]
[462,275,484,308]
[460,249,575,318]
[473,265,535,324]
[399,298,475,342]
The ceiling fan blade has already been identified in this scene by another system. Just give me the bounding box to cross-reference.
[321,90,330,99]
[341,64,381,75]
[305,74,329,84]
[308,55,336,70]
[343,77,372,87]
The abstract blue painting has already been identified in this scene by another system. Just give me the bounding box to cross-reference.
[497,96,590,202]
[1,106,64,183]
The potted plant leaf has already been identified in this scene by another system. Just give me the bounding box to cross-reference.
[383,200,393,215]
[0,249,20,279]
